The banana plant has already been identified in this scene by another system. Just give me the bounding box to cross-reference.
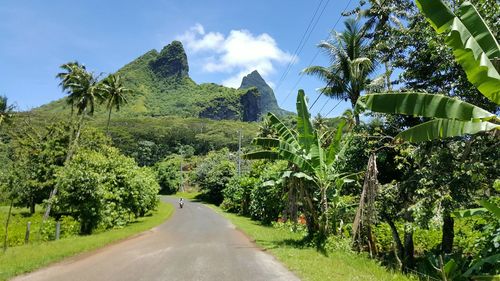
[355,0,499,142]
[244,90,351,236]
[446,198,500,280]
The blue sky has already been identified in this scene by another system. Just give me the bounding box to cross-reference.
[0,0,369,116]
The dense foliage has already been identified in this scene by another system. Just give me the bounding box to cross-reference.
[1,121,159,236]
[154,155,182,195]
[55,147,159,233]
[194,148,236,205]
[1,1,498,279]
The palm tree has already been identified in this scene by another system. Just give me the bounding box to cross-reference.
[245,90,352,236]
[56,62,101,117]
[303,18,375,125]
[354,0,411,91]
[100,74,130,134]
[0,95,15,127]
[43,62,102,220]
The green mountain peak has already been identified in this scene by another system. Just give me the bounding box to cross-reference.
[149,41,189,78]
[37,41,290,121]
[239,70,291,116]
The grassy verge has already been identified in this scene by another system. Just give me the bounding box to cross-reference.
[171,191,201,200]
[210,206,414,281]
[0,201,174,281]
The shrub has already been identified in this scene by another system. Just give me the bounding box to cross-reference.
[249,161,287,224]
[154,155,181,194]
[55,146,159,234]
[194,148,236,205]
[221,176,258,215]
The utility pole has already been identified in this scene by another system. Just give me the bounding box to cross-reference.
[238,129,242,177]
[179,157,184,192]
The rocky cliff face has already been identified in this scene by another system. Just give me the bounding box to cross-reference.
[149,41,189,78]
[239,70,290,116]
[239,88,261,122]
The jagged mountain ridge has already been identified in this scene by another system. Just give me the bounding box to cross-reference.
[239,70,292,116]
[37,41,288,121]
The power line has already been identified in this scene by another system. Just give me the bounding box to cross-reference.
[305,0,355,111]
[275,0,331,94]
[283,0,354,108]
[318,96,331,114]
[319,0,393,117]
[274,0,324,92]
[324,99,343,117]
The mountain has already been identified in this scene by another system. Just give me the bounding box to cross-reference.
[239,70,291,116]
[37,41,289,121]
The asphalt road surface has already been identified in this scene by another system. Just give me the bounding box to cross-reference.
[14,197,299,281]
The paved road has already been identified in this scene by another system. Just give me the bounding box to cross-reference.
[14,197,299,281]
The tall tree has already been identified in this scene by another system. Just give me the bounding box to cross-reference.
[303,18,376,125]
[43,62,102,220]
[349,0,412,91]
[57,62,101,118]
[100,74,130,134]
[0,95,15,127]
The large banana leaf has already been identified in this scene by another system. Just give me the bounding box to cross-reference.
[396,118,498,142]
[309,139,325,177]
[479,199,500,219]
[326,119,346,165]
[252,137,282,149]
[267,113,300,146]
[452,207,487,218]
[296,90,316,150]
[463,254,500,278]
[244,150,279,160]
[356,93,496,121]
[415,0,500,104]
[244,144,315,174]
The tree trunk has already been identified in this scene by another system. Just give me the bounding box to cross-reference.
[43,110,86,221]
[29,199,35,214]
[320,187,329,235]
[441,213,454,254]
[3,200,13,252]
[350,98,360,126]
[384,61,393,91]
[403,226,415,271]
[301,185,320,235]
[386,217,404,270]
[106,107,112,135]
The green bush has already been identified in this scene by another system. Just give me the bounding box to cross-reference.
[249,161,287,224]
[194,148,236,205]
[55,146,159,234]
[221,176,258,215]
[154,155,181,194]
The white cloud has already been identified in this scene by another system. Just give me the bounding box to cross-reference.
[176,24,294,88]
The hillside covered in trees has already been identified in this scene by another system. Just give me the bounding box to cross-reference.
[37,41,289,121]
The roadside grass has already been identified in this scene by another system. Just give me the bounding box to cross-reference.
[172,191,201,200]
[0,201,174,281]
[0,206,80,247]
[210,206,415,281]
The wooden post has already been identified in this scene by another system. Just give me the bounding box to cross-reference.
[3,200,13,252]
[237,129,242,176]
[55,221,61,240]
[25,222,31,244]
[179,158,184,192]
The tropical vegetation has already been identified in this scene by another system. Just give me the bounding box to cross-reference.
[1,0,499,280]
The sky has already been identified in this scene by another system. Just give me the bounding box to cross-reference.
[0,0,371,117]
